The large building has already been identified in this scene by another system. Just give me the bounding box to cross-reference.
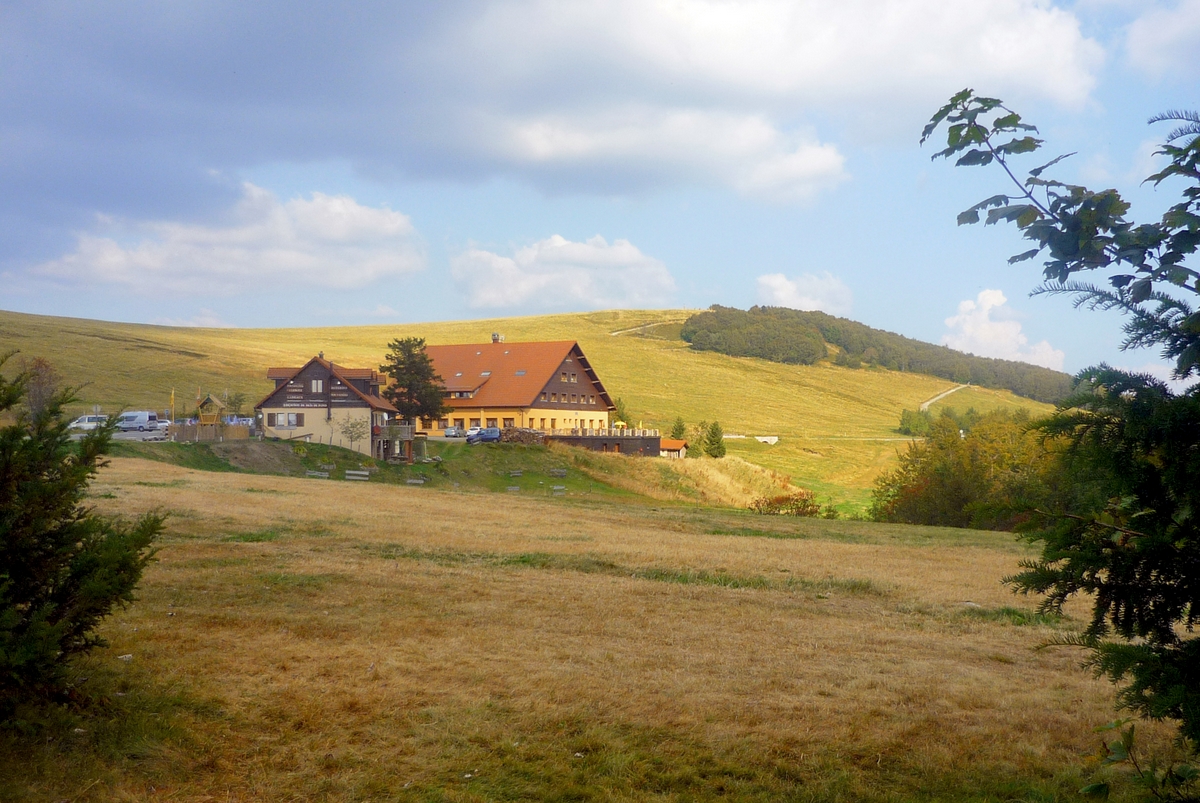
[420,337,616,435]
[255,354,403,459]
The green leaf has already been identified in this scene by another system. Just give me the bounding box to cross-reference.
[1129,278,1153,303]
[955,149,993,167]
[1008,249,1041,264]
[1079,782,1110,799]
[1028,152,1076,177]
[996,136,1043,155]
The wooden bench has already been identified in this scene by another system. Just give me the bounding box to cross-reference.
[344,470,370,481]
[305,470,329,479]
[548,468,567,478]
[406,478,426,485]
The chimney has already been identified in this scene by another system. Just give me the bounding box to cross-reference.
[318,351,324,359]
[491,333,504,343]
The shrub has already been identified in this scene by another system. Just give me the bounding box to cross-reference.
[0,356,163,718]
[751,490,822,517]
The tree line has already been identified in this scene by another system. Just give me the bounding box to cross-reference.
[680,304,1074,403]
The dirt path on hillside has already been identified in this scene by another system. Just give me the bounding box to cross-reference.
[919,384,968,411]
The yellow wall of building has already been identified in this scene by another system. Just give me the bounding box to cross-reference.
[417,407,611,434]
[261,407,378,456]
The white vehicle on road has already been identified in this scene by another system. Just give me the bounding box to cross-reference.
[116,411,159,431]
[68,414,107,431]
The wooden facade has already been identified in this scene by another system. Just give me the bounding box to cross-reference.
[255,355,402,459]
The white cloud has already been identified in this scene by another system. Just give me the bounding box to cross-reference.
[1126,0,1200,78]
[756,272,853,315]
[153,308,234,328]
[942,289,1065,370]
[488,107,847,202]
[455,0,1101,106]
[34,184,424,294]
[450,235,675,310]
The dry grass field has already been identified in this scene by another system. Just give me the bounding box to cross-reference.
[0,308,1053,510]
[1,457,1176,802]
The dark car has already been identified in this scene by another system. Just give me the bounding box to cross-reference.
[466,426,501,445]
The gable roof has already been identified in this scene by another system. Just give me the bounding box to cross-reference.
[425,340,614,410]
[255,356,398,413]
[660,439,688,451]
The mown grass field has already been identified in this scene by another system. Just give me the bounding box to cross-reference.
[1,457,1175,802]
[0,308,1053,509]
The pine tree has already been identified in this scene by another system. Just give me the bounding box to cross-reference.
[704,421,726,458]
[0,355,162,718]
[670,417,686,439]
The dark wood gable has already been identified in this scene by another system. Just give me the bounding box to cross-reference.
[534,344,615,411]
[258,358,374,416]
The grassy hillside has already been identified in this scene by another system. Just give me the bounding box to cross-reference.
[4,458,1171,801]
[0,308,1053,509]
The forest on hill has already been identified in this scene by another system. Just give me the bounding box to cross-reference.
[680,305,1074,403]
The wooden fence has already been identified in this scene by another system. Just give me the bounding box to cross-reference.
[171,424,251,443]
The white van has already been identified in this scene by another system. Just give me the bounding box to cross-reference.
[68,414,108,431]
[117,411,159,432]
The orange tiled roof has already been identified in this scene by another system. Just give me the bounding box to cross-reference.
[425,341,578,408]
[660,439,687,451]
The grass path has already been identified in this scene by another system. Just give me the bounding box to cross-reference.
[919,383,969,411]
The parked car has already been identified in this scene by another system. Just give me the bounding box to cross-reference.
[443,426,465,438]
[157,418,172,431]
[466,426,502,445]
[68,414,107,431]
[116,411,159,431]
[465,426,482,438]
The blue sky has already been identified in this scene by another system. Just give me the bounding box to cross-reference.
[1,1,1197,381]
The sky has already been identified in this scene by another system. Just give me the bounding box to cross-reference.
[1,0,1198,381]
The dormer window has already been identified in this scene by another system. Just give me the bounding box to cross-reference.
[515,370,526,376]
[481,371,491,377]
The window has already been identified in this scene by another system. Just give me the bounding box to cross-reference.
[551,393,557,402]
[471,418,481,427]
[551,418,557,429]
[311,379,324,393]
[589,395,595,404]
[454,418,465,428]
[267,413,276,426]
[503,418,514,428]
[421,418,433,429]
[541,392,547,401]
[486,418,497,428]
[571,394,577,403]
[539,418,546,429]
[481,371,491,376]
[561,372,568,382]
[439,419,449,429]
[570,373,577,383]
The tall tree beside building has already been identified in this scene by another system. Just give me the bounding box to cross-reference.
[704,421,726,458]
[670,417,686,439]
[380,337,449,423]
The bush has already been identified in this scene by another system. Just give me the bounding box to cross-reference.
[751,491,822,517]
[0,356,163,719]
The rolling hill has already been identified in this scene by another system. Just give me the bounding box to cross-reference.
[0,308,1054,509]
